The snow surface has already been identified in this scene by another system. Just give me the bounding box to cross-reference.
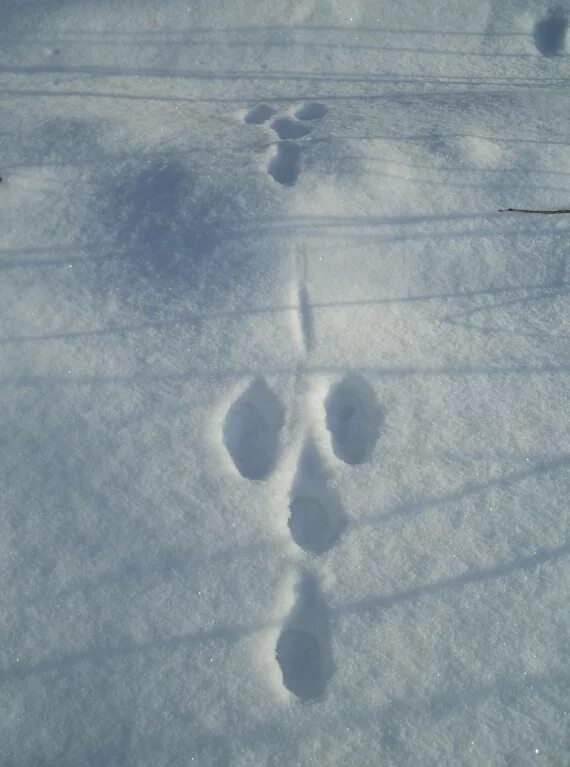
[1,0,569,765]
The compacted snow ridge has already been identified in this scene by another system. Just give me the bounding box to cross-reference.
[1,1,568,765]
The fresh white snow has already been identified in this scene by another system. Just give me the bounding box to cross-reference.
[1,1,569,765]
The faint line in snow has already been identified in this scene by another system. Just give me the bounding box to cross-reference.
[2,281,562,344]
[338,541,570,617]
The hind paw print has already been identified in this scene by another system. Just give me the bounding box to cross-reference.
[275,571,333,702]
[222,378,284,481]
[325,374,385,466]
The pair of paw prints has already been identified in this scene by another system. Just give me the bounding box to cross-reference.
[223,374,381,481]
[222,374,384,701]
[244,101,327,186]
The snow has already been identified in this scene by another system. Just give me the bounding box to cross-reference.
[1,0,569,764]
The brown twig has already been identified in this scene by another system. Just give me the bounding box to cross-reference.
[498,208,570,214]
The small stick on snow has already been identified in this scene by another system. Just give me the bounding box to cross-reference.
[498,208,570,214]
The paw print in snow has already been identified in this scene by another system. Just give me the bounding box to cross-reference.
[221,335,383,700]
[243,101,327,186]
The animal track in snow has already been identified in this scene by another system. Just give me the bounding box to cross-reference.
[222,378,284,480]
[268,142,302,186]
[220,369,384,696]
[244,104,277,124]
[325,374,384,465]
[275,571,333,702]
[270,117,313,140]
[294,102,327,121]
[534,10,568,56]
[288,441,346,554]
[244,101,326,187]
[218,201,384,699]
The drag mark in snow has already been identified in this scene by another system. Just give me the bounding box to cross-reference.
[275,571,333,702]
[325,374,384,465]
[297,282,314,355]
[222,378,284,480]
[290,248,314,357]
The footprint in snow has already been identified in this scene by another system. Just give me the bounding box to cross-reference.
[324,374,384,466]
[218,247,384,701]
[275,571,333,702]
[244,103,277,125]
[222,378,284,481]
[288,440,347,554]
[534,9,568,56]
[244,101,327,186]
[270,117,312,140]
[268,143,303,187]
[294,102,327,121]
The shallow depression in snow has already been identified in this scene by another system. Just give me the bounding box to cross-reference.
[222,379,284,480]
